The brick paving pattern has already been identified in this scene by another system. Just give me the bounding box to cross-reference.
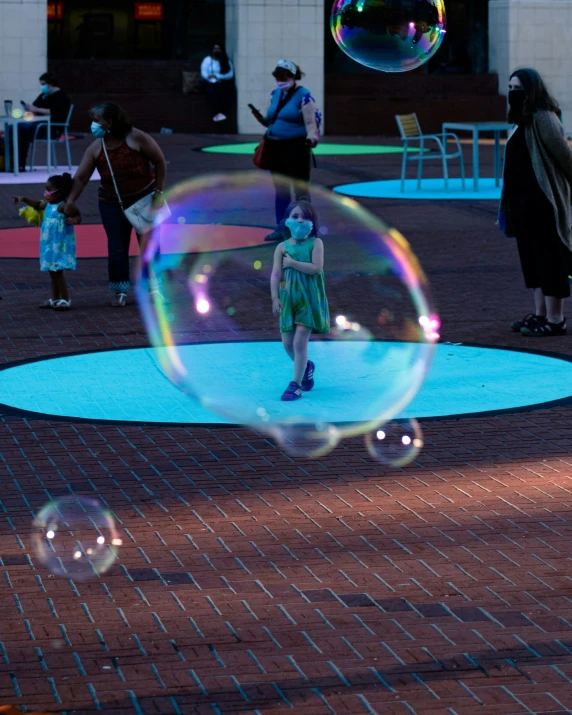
[0,134,571,714]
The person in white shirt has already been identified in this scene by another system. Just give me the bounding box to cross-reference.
[200,44,235,122]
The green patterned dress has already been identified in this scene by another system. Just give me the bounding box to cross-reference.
[279,237,330,334]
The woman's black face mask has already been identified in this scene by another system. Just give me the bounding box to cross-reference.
[508,89,526,114]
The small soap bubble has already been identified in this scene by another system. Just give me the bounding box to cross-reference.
[331,0,446,73]
[32,496,120,580]
[365,418,423,467]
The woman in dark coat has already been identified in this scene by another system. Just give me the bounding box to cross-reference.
[500,68,572,336]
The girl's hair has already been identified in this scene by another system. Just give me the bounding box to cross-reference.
[509,68,561,122]
[212,43,231,75]
[48,172,73,199]
[281,198,319,238]
[90,102,133,138]
[272,64,305,81]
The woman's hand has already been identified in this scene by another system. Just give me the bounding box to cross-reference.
[153,191,165,208]
[282,254,295,269]
[62,201,79,217]
[272,297,283,316]
[65,215,82,226]
[306,133,319,148]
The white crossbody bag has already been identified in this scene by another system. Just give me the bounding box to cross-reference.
[101,139,171,234]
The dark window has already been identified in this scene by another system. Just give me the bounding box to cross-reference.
[48,0,225,61]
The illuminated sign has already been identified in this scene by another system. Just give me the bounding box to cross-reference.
[47,2,64,20]
[135,2,163,20]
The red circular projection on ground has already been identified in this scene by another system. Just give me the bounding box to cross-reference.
[0,224,270,258]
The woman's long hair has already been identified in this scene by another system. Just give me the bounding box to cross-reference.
[90,102,133,138]
[509,68,562,123]
[213,43,230,75]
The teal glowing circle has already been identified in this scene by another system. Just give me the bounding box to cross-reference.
[0,343,570,424]
[334,178,502,200]
[200,142,425,156]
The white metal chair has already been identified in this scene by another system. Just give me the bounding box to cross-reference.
[395,113,465,192]
[30,104,74,171]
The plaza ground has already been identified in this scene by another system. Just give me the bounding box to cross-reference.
[0,134,571,714]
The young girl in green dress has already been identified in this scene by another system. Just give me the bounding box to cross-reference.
[270,199,330,401]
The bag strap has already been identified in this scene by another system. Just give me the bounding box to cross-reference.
[269,85,299,127]
[101,139,124,209]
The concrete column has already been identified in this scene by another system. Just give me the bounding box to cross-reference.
[0,0,48,111]
[489,0,572,129]
[226,0,324,135]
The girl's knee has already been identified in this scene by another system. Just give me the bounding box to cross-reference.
[293,330,310,351]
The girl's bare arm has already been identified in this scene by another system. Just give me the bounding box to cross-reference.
[12,196,46,210]
[270,243,284,299]
[283,238,324,275]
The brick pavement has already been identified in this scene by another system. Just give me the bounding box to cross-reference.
[0,134,571,714]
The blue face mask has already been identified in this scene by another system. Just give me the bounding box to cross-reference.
[285,218,313,240]
[91,121,107,138]
[40,85,49,95]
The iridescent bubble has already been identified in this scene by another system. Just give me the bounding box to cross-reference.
[331,0,447,73]
[137,172,437,458]
[365,418,423,466]
[32,496,121,580]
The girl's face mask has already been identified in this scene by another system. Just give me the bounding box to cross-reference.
[285,217,313,240]
[275,80,294,91]
[91,121,107,138]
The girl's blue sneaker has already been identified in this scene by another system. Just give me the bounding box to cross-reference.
[281,382,302,401]
[301,360,315,391]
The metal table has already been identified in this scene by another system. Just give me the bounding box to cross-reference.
[1,115,51,177]
[442,121,513,193]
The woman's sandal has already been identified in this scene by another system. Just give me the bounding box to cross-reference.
[53,299,71,311]
[39,299,55,309]
[510,313,545,332]
[111,293,128,307]
[521,317,567,337]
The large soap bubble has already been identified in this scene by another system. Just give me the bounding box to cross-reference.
[32,496,121,580]
[137,172,437,458]
[331,0,446,73]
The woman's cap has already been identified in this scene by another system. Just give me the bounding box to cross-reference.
[275,59,297,75]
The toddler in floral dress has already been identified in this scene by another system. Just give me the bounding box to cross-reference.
[12,173,80,310]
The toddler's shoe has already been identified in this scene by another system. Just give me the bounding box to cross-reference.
[281,381,302,401]
[301,360,315,391]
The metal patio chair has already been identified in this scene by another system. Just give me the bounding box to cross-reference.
[395,113,465,192]
[30,104,74,171]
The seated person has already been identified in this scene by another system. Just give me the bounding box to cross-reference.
[17,72,71,171]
